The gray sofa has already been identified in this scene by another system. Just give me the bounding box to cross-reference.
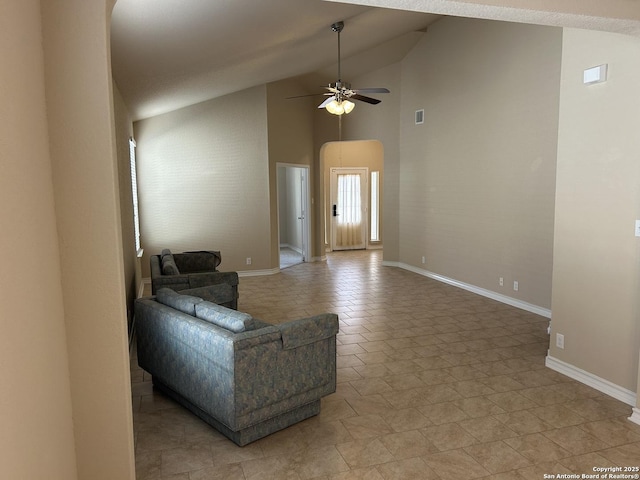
[150,249,238,309]
[135,288,339,446]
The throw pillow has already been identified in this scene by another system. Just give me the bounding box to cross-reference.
[156,288,202,316]
[161,254,180,275]
[195,301,256,333]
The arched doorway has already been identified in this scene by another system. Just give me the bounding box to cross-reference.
[320,140,384,253]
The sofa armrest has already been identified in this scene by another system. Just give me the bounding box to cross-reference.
[278,314,339,350]
[150,255,162,279]
[232,314,338,423]
[150,255,189,294]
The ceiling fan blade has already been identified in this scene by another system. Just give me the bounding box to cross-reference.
[286,93,330,99]
[353,87,390,94]
[318,95,337,109]
[351,94,382,105]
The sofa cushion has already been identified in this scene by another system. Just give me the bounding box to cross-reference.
[195,301,256,333]
[161,253,180,275]
[156,288,202,316]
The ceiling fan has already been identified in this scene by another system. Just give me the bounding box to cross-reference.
[291,21,390,115]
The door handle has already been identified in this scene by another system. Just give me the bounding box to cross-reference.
[333,204,339,217]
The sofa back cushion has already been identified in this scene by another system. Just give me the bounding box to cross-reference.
[174,250,221,273]
[195,301,256,333]
[161,251,180,275]
[156,288,202,316]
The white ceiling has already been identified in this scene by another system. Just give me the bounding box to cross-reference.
[110,0,441,120]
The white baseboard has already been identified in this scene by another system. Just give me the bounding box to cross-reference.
[546,355,637,407]
[139,278,151,298]
[238,268,281,277]
[280,243,303,255]
[384,261,551,318]
[629,407,640,426]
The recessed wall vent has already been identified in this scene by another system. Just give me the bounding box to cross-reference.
[583,64,608,85]
[415,109,424,125]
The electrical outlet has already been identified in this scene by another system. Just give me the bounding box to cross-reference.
[635,220,640,237]
[246,257,252,265]
[513,281,519,291]
[499,277,504,287]
[556,333,565,349]
[421,256,426,264]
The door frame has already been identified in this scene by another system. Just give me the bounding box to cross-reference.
[329,167,369,252]
[276,163,311,266]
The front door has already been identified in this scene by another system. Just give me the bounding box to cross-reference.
[330,167,368,251]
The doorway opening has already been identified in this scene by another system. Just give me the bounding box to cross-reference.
[277,164,310,269]
[320,140,384,253]
[330,167,368,251]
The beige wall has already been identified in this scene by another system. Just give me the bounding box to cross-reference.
[396,18,562,310]
[1,0,135,478]
[550,28,640,392]
[113,82,141,328]
[267,80,316,265]
[41,0,136,477]
[0,2,78,478]
[135,86,271,275]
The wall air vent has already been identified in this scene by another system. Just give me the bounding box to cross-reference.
[415,109,424,125]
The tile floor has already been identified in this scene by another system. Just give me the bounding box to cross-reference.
[131,250,640,479]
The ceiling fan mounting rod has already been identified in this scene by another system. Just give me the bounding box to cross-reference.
[332,21,344,82]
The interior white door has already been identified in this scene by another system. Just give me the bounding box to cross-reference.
[277,164,310,267]
[297,168,307,261]
[330,167,368,251]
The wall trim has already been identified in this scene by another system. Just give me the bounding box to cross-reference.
[629,407,640,426]
[238,268,281,277]
[384,261,551,318]
[139,278,150,298]
[546,355,637,407]
[280,243,303,254]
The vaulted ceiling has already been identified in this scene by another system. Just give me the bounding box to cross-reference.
[110,0,640,121]
[110,0,440,120]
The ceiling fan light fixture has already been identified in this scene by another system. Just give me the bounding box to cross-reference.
[343,100,355,114]
[325,99,343,115]
[325,98,355,115]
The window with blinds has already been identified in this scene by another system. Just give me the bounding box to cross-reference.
[129,137,142,255]
[371,171,380,242]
